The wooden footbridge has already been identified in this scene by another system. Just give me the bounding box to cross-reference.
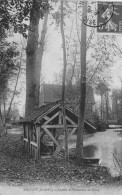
[21,101,96,159]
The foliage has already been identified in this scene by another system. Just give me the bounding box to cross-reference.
[53,1,118,95]
[0,41,19,98]
[0,0,51,38]
[96,80,110,95]
[111,88,122,122]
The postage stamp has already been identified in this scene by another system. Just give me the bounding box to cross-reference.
[97,2,122,33]
[82,1,122,33]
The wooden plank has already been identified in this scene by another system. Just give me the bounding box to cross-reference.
[23,138,28,142]
[23,124,25,138]
[35,104,60,124]
[36,126,40,158]
[42,124,63,128]
[85,120,96,130]
[28,125,31,153]
[43,127,60,147]
[24,141,28,151]
[59,111,62,125]
[43,116,50,120]
[53,146,62,158]
[40,131,45,140]
[44,112,59,125]
[68,127,77,138]
[66,116,76,125]
[30,141,37,147]
[42,125,77,128]
[35,147,38,161]
[53,127,77,157]
[40,140,52,153]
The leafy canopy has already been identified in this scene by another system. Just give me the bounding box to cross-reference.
[0,0,51,38]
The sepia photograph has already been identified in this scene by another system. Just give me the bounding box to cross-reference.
[0,0,122,194]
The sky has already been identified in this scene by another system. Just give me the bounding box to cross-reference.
[8,0,122,115]
[41,25,62,83]
[12,0,122,87]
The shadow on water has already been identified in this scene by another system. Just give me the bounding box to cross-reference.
[69,144,98,159]
[83,145,98,158]
[68,127,122,177]
[114,130,122,137]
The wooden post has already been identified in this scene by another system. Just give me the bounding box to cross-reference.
[35,147,37,161]
[59,109,62,125]
[36,125,40,158]
[43,126,60,147]
[27,124,30,153]
[53,128,56,151]
[28,124,32,155]
[23,124,26,150]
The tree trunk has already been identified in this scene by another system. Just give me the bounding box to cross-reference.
[60,0,68,162]
[0,105,4,137]
[25,5,40,116]
[115,98,118,121]
[101,94,103,121]
[3,98,7,134]
[25,0,41,117]
[105,92,109,121]
[25,0,48,116]
[35,11,48,105]
[76,1,87,166]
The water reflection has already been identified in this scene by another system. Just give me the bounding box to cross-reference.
[60,128,122,176]
[83,129,122,177]
[83,145,98,158]
[68,128,122,177]
[114,130,122,137]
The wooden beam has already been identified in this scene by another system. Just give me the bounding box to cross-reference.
[66,116,76,125]
[43,116,50,120]
[35,147,38,161]
[43,127,60,147]
[30,141,37,147]
[53,127,77,157]
[53,146,62,158]
[28,125,31,153]
[35,104,60,124]
[68,128,77,138]
[40,140,52,153]
[59,111,62,125]
[42,125,77,128]
[40,131,45,140]
[42,124,63,128]
[44,112,59,125]
[85,120,96,130]
[23,124,25,138]
[23,138,28,142]
[36,126,40,158]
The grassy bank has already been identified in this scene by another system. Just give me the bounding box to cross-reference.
[0,132,122,188]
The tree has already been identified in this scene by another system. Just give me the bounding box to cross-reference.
[0,0,50,116]
[111,89,122,122]
[25,0,49,116]
[76,1,87,165]
[96,80,110,121]
[60,0,68,162]
[6,45,24,120]
[0,39,19,134]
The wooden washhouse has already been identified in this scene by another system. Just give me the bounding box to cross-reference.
[21,101,96,159]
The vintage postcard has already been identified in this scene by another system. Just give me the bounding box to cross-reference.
[0,0,122,195]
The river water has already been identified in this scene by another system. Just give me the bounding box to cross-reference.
[67,126,122,177]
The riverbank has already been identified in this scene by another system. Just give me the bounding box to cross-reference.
[0,132,122,190]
